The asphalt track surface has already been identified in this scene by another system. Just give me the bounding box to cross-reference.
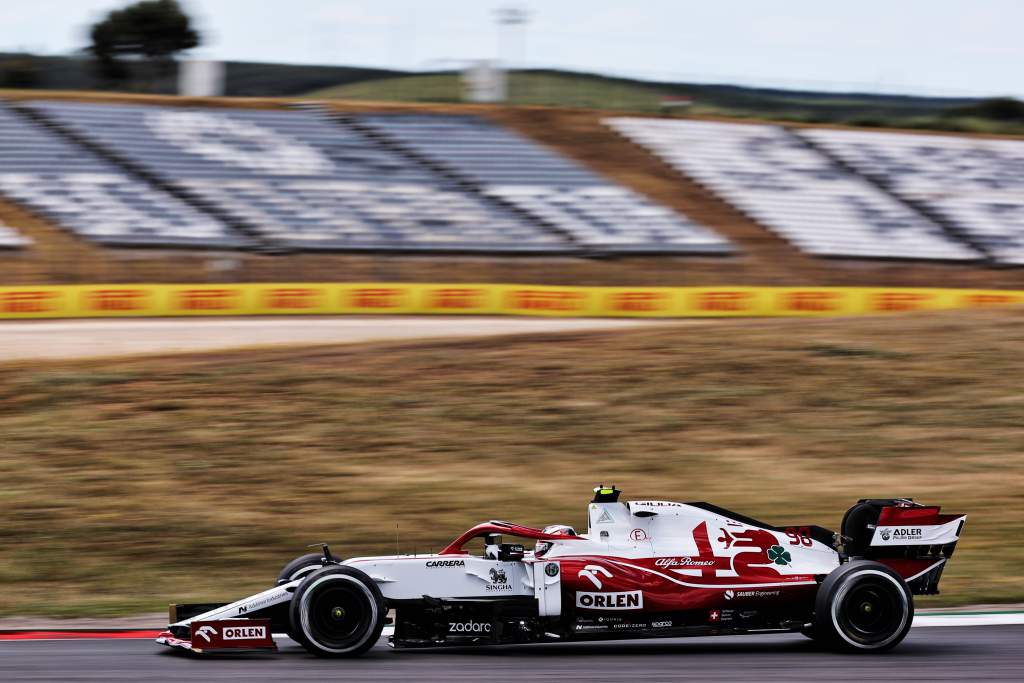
[2,626,1021,682]
[0,316,675,361]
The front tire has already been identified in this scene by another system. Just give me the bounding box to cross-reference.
[814,560,913,653]
[289,565,385,658]
[277,553,342,643]
[276,552,341,585]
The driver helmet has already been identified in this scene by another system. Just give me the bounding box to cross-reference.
[535,524,577,557]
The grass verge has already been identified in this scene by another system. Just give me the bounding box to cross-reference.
[309,71,1024,135]
[1,310,1022,616]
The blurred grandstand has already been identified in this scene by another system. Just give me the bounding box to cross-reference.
[1,91,1024,289]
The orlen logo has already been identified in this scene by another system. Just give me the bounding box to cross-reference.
[578,565,613,589]
[349,288,405,309]
[430,288,486,310]
[84,289,147,312]
[507,289,586,312]
[575,591,643,610]
[870,292,931,312]
[782,291,841,312]
[264,288,322,310]
[177,289,237,311]
[695,291,754,312]
[606,291,669,313]
[223,625,267,640]
[0,291,58,314]
[195,625,218,642]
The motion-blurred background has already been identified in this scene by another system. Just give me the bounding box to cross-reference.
[0,1,1021,619]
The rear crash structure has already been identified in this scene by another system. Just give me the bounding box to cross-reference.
[157,486,965,656]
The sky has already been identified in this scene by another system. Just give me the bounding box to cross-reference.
[3,0,1022,97]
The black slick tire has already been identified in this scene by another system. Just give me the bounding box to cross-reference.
[276,552,341,585]
[814,560,913,653]
[289,565,385,658]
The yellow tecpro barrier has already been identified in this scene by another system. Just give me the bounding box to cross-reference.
[0,283,1021,320]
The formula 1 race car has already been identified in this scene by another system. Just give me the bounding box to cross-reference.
[156,486,965,656]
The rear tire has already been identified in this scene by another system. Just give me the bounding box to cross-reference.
[814,560,913,653]
[289,565,385,658]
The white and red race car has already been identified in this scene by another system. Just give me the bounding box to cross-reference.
[157,486,965,656]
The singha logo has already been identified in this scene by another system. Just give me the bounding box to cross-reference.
[881,529,892,541]
[489,568,508,584]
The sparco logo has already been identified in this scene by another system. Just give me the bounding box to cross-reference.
[654,557,715,568]
[449,622,491,633]
[224,626,267,640]
[576,591,644,610]
[426,560,465,568]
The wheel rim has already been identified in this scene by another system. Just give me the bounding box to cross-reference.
[833,572,907,648]
[300,576,376,652]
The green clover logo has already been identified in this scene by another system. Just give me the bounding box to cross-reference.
[767,545,792,566]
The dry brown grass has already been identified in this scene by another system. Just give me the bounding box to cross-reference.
[0,309,1022,616]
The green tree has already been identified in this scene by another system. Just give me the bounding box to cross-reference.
[89,0,200,86]
[947,97,1024,122]
[0,54,42,89]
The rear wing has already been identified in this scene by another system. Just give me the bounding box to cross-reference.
[842,499,966,595]
[871,505,965,548]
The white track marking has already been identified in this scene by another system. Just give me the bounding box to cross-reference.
[0,316,677,361]
[0,315,679,360]
[913,612,1024,628]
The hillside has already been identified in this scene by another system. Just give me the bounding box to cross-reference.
[310,68,1024,134]
[9,54,1021,133]
[0,53,402,97]
[0,308,1021,616]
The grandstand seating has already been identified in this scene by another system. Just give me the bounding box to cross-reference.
[0,102,241,248]
[606,118,979,261]
[0,220,31,248]
[356,114,733,254]
[25,102,568,252]
[798,129,1024,265]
